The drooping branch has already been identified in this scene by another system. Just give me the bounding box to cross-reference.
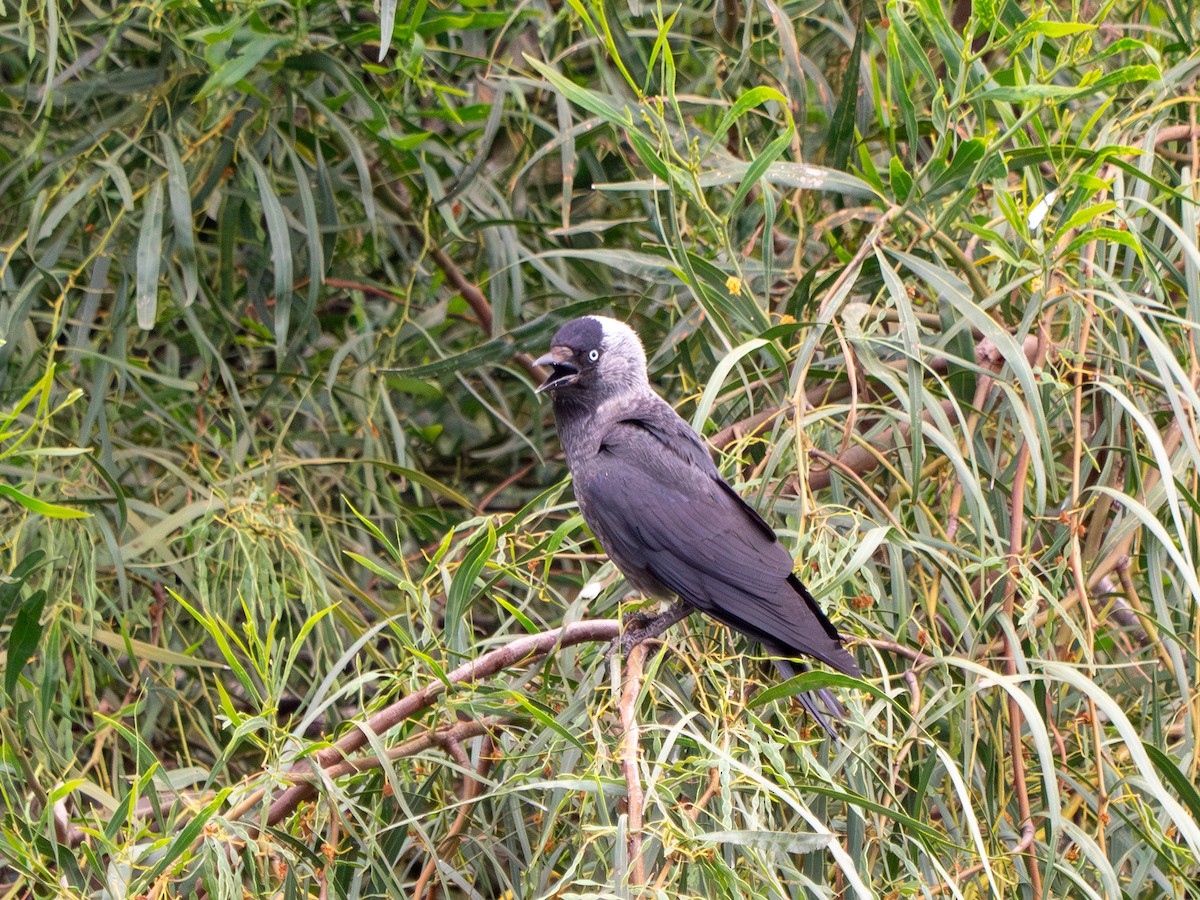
[241,620,620,828]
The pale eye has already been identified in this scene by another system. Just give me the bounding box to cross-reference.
[587,349,600,363]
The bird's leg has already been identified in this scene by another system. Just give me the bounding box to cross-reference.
[618,601,693,654]
[619,607,655,631]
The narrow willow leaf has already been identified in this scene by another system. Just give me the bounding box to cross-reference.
[135,178,164,330]
[0,550,45,624]
[750,669,886,713]
[730,131,792,214]
[131,789,232,891]
[37,170,103,244]
[286,144,322,311]
[526,54,635,127]
[826,24,864,169]
[5,589,46,696]
[378,0,398,60]
[1144,743,1200,824]
[197,35,284,99]
[246,152,294,350]
[97,158,135,211]
[445,524,496,654]
[81,625,227,669]
[691,338,768,430]
[696,830,832,855]
[160,132,198,307]
[889,156,912,202]
[595,161,877,199]
[702,84,791,158]
[0,484,90,519]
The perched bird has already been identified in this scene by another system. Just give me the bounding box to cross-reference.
[534,314,859,730]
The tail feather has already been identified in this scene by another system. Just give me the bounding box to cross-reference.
[770,653,852,739]
[787,574,861,677]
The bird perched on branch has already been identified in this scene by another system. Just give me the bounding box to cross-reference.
[534,314,859,731]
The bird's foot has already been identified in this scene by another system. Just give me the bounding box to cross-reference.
[606,602,693,659]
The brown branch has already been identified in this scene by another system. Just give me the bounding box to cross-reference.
[374,178,543,382]
[855,636,938,668]
[413,732,498,900]
[618,643,650,889]
[324,718,504,781]
[806,398,958,492]
[426,245,543,381]
[709,405,786,451]
[930,860,989,896]
[252,620,620,828]
[477,459,538,513]
[321,277,406,302]
[997,318,1052,900]
[687,767,721,823]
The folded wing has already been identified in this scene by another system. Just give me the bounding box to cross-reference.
[574,408,858,676]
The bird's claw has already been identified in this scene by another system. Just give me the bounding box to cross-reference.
[604,611,659,662]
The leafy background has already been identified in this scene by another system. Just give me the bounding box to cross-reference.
[1,0,1199,897]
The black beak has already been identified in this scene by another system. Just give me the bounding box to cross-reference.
[534,347,579,393]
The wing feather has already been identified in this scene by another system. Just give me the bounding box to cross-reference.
[573,406,857,675]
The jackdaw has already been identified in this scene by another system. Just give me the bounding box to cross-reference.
[534,315,859,729]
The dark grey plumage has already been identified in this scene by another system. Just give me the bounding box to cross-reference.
[535,315,859,728]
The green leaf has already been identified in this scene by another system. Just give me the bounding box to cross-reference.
[246,152,294,351]
[197,34,285,99]
[135,178,164,330]
[730,131,792,214]
[5,589,46,696]
[0,549,45,624]
[445,523,496,654]
[826,24,864,170]
[81,624,228,669]
[750,670,894,713]
[696,830,833,855]
[1145,744,1200,823]
[160,132,198,307]
[927,138,1004,199]
[889,156,912,202]
[0,483,90,519]
[703,85,791,158]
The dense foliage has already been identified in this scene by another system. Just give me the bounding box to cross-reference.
[2,0,1200,896]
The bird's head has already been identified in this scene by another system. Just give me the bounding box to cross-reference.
[534,315,649,400]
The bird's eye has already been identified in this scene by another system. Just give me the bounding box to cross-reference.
[587,349,600,363]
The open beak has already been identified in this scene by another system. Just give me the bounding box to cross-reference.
[534,346,579,393]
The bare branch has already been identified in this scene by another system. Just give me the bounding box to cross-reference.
[263,620,620,826]
[618,642,649,889]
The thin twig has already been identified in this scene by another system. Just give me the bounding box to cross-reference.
[807,447,903,529]
[476,459,538,512]
[856,636,938,668]
[650,767,722,892]
[413,732,498,900]
[375,179,543,382]
[980,413,1187,658]
[997,318,1051,900]
[427,244,544,381]
[326,718,504,781]
[687,768,721,823]
[225,620,620,829]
